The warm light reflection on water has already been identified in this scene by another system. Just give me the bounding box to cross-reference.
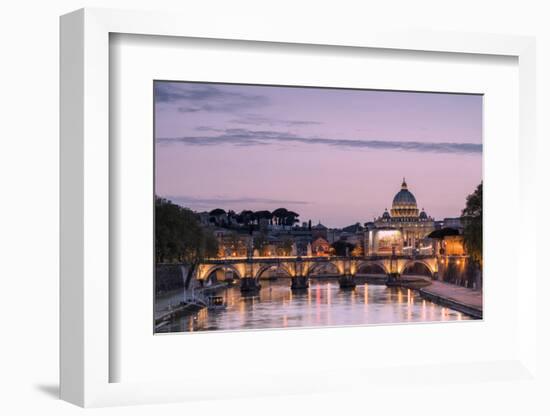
[157,279,470,333]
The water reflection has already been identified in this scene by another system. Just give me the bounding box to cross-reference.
[157,278,470,333]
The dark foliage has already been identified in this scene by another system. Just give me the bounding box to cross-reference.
[461,182,483,266]
[331,240,356,256]
[156,197,219,287]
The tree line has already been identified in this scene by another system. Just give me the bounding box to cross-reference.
[461,182,483,267]
[208,207,301,228]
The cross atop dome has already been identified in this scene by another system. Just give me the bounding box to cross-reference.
[401,177,408,189]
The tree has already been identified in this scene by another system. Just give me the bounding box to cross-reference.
[238,210,254,226]
[227,209,237,226]
[253,210,273,227]
[208,208,226,226]
[156,197,219,287]
[331,240,356,256]
[283,211,300,227]
[461,182,482,266]
[209,208,226,216]
[272,208,289,226]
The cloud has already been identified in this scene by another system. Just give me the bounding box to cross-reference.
[156,128,482,154]
[154,82,269,113]
[162,195,310,209]
[228,114,322,127]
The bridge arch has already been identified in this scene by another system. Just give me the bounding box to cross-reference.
[255,263,293,279]
[305,261,342,277]
[200,264,243,282]
[400,260,434,277]
[356,261,389,275]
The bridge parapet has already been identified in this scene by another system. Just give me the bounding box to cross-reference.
[195,254,439,284]
[200,254,434,264]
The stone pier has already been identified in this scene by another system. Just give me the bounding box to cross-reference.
[291,276,309,291]
[385,272,401,287]
[338,274,356,289]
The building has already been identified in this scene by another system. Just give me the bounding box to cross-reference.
[311,222,328,240]
[311,237,330,256]
[368,178,436,255]
[442,217,463,231]
[442,235,466,256]
[326,228,342,244]
[367,228,403,255]
[216,230,251,257]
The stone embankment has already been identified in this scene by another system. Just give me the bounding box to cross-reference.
[381,275,482,318]
[418,280,483,319]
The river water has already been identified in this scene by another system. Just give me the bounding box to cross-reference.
[155,278,470,333]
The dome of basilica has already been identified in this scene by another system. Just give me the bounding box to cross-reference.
[390,178,419,218]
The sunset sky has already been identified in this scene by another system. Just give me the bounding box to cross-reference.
[155,81,482,228]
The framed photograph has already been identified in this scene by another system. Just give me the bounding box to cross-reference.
[153,80,483,335]
[60,8,538,408]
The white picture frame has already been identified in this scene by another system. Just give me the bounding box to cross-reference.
[60,7,538,408]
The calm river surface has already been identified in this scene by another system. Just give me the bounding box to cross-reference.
[156,278,470,333]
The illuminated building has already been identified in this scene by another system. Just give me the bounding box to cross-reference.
[369,228,403,255]
[311,237,330,256]
[368,178,436,255]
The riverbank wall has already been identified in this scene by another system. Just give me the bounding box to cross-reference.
[418,281,483,319]
[378,275,482,319]
[155,264,186,295]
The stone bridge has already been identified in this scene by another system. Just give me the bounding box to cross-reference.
[195,255,439,292]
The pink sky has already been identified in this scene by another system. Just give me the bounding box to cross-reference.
[155,81,482,228]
